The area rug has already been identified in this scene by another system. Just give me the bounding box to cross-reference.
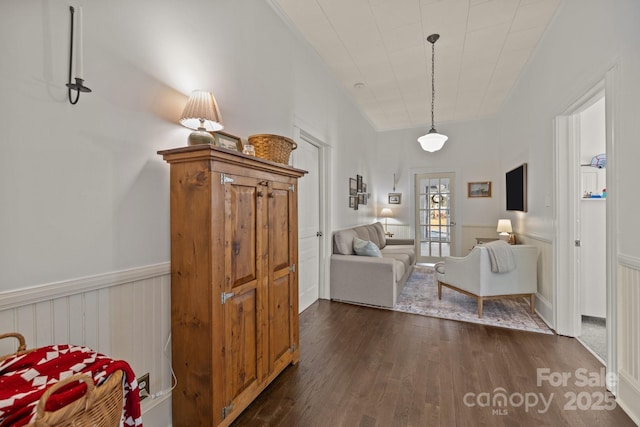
[394,265,553,334]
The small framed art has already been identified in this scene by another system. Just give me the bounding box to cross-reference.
[214,131,243,152]
[468,181,492,198]
[388,193,402,204]
[349,196,357,209]
[349,178,357,196]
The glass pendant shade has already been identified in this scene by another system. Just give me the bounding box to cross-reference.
[418,127,448,152]
[418,34,447,152]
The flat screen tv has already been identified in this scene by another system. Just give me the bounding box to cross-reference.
[506,163,527,212]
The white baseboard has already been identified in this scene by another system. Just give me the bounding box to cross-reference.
[141,393,173,427]
[535,293,555,331]
[617,371,640,425]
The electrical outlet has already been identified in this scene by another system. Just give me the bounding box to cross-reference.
[138,373,150,400]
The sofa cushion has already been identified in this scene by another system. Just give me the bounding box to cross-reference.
[353,237,382,257]
[382,253,411,272]
[371,222,387,248]
[353,225,377,247]
[334,229,358,255]
[381,245,416,265]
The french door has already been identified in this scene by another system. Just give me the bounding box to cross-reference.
[415,172,456,263]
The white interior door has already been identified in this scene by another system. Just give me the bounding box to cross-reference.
[415,172,456,263]
[291,136,321,313]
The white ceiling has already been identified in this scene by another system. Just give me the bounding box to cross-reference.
[271,0,561,131]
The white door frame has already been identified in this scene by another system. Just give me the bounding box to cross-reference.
[292,123,332,300]
[553,65,618,393]
[409,166,461,257]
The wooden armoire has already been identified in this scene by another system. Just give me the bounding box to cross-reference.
[158,145,306,427]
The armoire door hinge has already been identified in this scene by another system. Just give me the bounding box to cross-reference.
[221,292,235,304]
[289,184,295,192]
[289,264,296,273]
[221,173,234,184]
[222,403,234,419]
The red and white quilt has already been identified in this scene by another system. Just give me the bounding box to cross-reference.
[0,344,142,426]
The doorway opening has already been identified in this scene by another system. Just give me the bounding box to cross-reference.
[576,96,607,363]
[554,65,617,393]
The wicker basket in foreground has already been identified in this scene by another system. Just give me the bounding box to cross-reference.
[1,333,124,427]
[31,370,124,427]
[248,134,297,164]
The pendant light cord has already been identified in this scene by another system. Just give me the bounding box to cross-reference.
[431,39,435,130]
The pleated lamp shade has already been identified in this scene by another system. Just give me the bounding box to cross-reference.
[180,90,223,145]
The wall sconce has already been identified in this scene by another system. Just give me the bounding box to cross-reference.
[180,90,224,145]
[65,6,91,105]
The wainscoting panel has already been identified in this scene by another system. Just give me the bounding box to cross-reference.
[618,258,640,424]
[0,263,173,425]
[511,233,554,329]
[386,223,411,239]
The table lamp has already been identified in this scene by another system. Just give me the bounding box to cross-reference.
[497,219,513,243]
[180,90,224,145]
[380,208,393,232]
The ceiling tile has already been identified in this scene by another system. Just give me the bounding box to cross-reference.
[272,0,560,130]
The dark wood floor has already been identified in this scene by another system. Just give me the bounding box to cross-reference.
[232,300,635,427]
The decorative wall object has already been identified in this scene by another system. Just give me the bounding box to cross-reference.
[214,131,242,151]
[388,193,402,204]
[65,6,92,104]
[467,181,492,198]
[348,175,368,208]
[349,178,357,196]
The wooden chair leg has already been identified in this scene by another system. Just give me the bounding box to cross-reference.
[438,282,442,299]
[530,293,536,314]
[478,298,483,318]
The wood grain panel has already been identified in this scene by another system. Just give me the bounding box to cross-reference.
[269,183,290,273]
[225,289,259,402]
[269,274,292,370]
[227,181,258,288]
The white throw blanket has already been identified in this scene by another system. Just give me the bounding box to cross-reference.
[484,240,516,273]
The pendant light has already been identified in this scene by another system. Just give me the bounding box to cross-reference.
[418,34,448,152]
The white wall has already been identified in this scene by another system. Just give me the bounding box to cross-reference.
[0,0,376,293]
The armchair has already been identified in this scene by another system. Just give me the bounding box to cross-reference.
[434,244,538,317]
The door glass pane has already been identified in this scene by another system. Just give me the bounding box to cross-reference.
[416,173,454,262]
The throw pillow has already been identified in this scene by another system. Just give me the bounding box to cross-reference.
[353,237,382,257]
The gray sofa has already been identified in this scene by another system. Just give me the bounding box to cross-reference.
[330,222,415,308]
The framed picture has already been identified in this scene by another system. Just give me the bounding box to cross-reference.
[349,178,357,196]
[468,181,492,198]
[214,131,243,152]
[358,194,365,205]
[356,175,363,192]
[388,193,402,204]
[349,196,357,209]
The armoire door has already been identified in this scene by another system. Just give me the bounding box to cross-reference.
[222,174,267,411]
[267,180,297,372]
